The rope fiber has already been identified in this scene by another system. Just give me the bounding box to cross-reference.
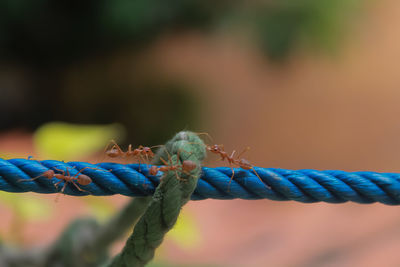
[1,149,400,205]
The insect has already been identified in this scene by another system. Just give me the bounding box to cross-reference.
[148,149,198,181]
[205,144,263,188]
[206,144,235,163]
[104,140,158,167]
[149,159,197,177]
[20,166,109,193]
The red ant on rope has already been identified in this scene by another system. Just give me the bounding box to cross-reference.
[195,133,264,189]
[19,166,109,194]
[148,149,198,181]
[206,144,263,188]
[104,140,162,170]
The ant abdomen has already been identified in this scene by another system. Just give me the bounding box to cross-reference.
[77,174,92,186]
[106,149,119,158]
[182,160,197,172]
[238,159,252,170]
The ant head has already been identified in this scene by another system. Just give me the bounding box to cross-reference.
[143,147,155,157]
[182,160,197,172]
[149,166,159,176]
[207,144,220,153]
[77,174,92,186]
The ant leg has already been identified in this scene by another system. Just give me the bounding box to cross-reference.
[53,168,66,176]
[163,147,173,162]
[54,180,68,192]
[160,157,169,166]
[175,148,194,162]
[174,169,186,182]
[53,181,64,195]
[137,156,142,172]
[150,144,165,150]
[60,181,68,193]
[227,164,235,192]
[73,166,111,178]
[163,148,188,172]
[53,180,65,202]
[66,167,71,177]
[101,141,114,162]
[237,147,250,159]
[54,180,62,188]
[128,144,133,154]
[71,181,88,193]
[229,150,236,159]
[194,132,214,143]
[83,166,111,172]
[110,140,124,153]
[72,167,88,178]
[103,140,123,156]
[18,173,45,182]
[251,167,265,186]
[176,149,181,163]
[177,167,195,180]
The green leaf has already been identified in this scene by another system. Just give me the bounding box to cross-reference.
[82,196,116,221]
[33,122,125,160]
[0,192,52,221]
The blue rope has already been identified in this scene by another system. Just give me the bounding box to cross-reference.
[2,158,400,205]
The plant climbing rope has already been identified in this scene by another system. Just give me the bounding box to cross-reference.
[1,144,400,205]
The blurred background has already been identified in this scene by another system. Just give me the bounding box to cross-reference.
[1,0,400,266]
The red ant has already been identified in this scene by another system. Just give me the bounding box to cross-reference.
[148,149,198,181]
[19,166,108,193]
[206,144,263,188]
[104,140,161,170]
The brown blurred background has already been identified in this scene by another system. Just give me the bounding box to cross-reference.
[1,0,400,266]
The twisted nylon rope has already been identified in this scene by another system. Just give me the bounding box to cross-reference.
[1,158,400,205]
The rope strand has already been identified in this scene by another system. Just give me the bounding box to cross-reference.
[2,158,400,205]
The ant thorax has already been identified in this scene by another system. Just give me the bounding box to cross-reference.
[132,149,140,156]
[182,160,197,172]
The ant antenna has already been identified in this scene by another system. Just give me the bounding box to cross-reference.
[194,132,214,143]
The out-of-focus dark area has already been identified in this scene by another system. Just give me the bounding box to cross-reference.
[0,0,357,145]
[3,0,400,266]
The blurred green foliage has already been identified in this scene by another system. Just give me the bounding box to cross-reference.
[0,0,364,142]
[0,192,52,244]
[82,196,116,222]
[0,0,223,67]
[148,263,221,267]
[0,192,52,222]
[59,80,201,147]
[33,122,124,160]
[33,122,121,222]
[232,0,362,60]
[0,0,361,65]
